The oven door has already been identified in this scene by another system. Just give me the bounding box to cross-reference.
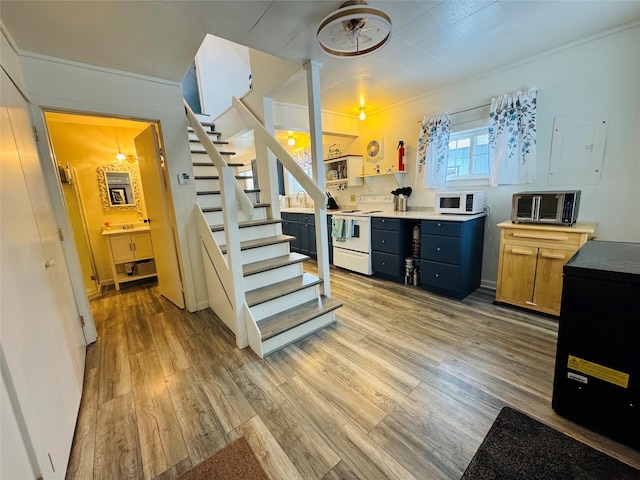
[331,216,371,253]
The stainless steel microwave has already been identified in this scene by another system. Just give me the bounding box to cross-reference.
[511,190,581,225]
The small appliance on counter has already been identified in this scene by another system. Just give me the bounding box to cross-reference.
[511,190,580,225]
[435,191,484,214]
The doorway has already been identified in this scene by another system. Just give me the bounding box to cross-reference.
[43,111,185,308]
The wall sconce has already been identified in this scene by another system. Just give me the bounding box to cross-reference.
[287,131,296,147]
[359,107,366,121]
[125,154,137,164]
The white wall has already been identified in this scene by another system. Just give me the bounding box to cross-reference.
[19,54,208,311]
[356,24,640,287]
[196,35,251,119]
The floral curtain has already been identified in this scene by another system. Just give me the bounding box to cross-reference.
[488,88,538,187]
[291,147,312,171]
[416,112,450,188]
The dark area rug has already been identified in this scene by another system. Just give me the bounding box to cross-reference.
[461,406,640,480]
[176,437,270,480]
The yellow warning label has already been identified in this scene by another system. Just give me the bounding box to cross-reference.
[567,355,629,388]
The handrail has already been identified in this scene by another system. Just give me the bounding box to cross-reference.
[231,96,327,208]
[184,99,254,220]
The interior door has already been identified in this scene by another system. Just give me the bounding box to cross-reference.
[1,69,84,478]
[135,125,185,308]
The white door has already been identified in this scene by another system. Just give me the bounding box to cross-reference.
[135,125,185,308]
[1,70,85,478]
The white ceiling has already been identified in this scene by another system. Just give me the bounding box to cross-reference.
[2,1,639,116]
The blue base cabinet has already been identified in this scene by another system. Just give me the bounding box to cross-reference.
[372,217,406,282]
[420,216,485,299]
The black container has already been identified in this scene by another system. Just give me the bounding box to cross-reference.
[552,241,640,450]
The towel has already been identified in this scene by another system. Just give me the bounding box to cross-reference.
[332,216,346,242]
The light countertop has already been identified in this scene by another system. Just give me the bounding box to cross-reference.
[282,207,486,222]
[102,225,150,236]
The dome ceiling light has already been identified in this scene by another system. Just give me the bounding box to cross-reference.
[317,0,392,58]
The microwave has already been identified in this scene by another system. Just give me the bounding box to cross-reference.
[435,191,485,215]
[511,190,581,225]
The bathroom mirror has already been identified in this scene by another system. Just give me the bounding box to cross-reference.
[97,163,144,218]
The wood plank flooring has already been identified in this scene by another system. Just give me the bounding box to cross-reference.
[67,263,640,479]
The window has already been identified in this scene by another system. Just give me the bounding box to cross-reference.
[447,127,489,181]
[286,166,312,194]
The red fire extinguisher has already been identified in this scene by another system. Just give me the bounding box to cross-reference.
[397,140,406,171]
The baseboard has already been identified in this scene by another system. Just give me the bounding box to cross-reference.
[481,279,497,291]
[196,300,210,311]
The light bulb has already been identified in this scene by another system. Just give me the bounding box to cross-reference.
[359,108,366,121]
[116,151,126,161]
[287,131,295,146]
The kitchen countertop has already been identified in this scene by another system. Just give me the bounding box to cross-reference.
[282,207,486,221]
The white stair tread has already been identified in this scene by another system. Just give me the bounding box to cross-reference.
[258,295,342,341]
[210,218,282,233]
[243,253,309,277]
[219,234,293,254]
[246,273,321,307]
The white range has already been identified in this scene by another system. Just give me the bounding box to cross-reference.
[331,195,395,275]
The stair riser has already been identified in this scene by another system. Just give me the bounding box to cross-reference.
[244,263,304,291]
[212,223,281,245]
[261,312,337,357]
[188,132,220,142]
[228,243,290,265]
[195,178,253,191]
[251,286,319,322]
[190,152,234,163]
[203,208,267,225]
[198,192,260,209]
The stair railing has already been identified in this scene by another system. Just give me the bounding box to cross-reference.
[194,167,249,348]
[184,99,255,221]
[231,96,331,297]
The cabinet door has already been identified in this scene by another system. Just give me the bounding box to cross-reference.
[132,232,154,259]
[110,234,135,263]
[533,248,576,311]
[499,244,538,303]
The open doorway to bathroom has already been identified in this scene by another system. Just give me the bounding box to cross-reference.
[43,111,185,308]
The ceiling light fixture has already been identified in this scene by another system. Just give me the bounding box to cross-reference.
[359,107,366,121]
[317,0,392,58]
[115,129,126,161]
[287,131,296,147]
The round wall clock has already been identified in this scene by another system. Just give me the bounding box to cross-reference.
[365,137,384,161]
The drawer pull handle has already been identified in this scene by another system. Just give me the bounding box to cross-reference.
[437,223,442,227]
[382,262,387,266]
[382,240,386,244]
[381,219,386,223]
[512,232,569,241]
[511,248,534,256]
[541,252,567,260]
[525,301,538,306]
[436,247,442,251]
[435,273,440,278]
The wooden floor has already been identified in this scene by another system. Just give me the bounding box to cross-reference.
[66,263,640,480]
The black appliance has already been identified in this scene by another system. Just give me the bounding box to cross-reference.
[512,190,580,225]
[326,192,339,210]
[552,241,640,450]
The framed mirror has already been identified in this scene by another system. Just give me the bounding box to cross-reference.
[97,163,144,218]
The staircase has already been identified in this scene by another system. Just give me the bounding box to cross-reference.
[189,118,341,358]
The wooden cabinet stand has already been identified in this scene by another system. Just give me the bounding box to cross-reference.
[495,221,597,316]
[103,228,157,290]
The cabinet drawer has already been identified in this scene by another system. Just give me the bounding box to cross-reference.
[372,217,401,231]
[421,220,462,237]
[299,213,314,224]
[372,229,400,254]
[372,252,402,277]
[281,212,297,221]
[420,260,460,291]
[421,235,461,264]
[503,227,583,247]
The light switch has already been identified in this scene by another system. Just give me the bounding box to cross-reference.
[177,173,191,184]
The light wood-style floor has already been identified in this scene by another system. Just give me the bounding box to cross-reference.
[66,263,640,479]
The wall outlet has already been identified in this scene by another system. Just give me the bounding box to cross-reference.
[350,195,356,202]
